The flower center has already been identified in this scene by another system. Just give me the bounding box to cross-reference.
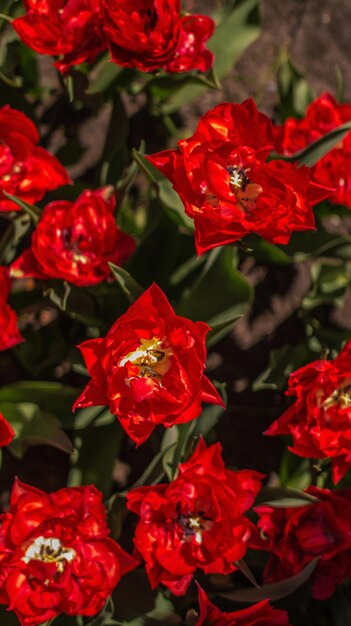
[227,164,262,212]
[119,337,172,381]
[228,165,250,191]
[321,381,351,412]
[22,536,76,574]
[176,504,213,545]
[61,227,90,264]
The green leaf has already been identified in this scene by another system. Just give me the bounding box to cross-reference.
[302,261,351,311]
[253,343,311,391]
[169,254,206,286]
[71,406,109,430]
[289,121,351,167]
[88,57,122,94]
[132,150,194,230]
[193,396,226,438]
[244,236,294,265]
[46,281,71,312]
[235,559,260,588]
[129,441,177,490]
[160,386,226,481]
[84,598,121,626]
[0,213,31,264]
[0,13,12,23]
[221,558,319,602]
[277,53,314,120]
[177,248,253,334]
[2,190,41,222]
[108,263,144,303]
[0,382,77,429]
[255,486,319,508]
[279,451,312,490]
[68,420,124,497]
[161,0,261,114]
[284,230,351,263]
[1,402,73,457]
[161,425,184,481]
[100,93,129,185]
[161,421,200,482]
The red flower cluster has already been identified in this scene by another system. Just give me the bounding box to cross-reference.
[73,284,223,444]
[0,413,14,448]
[12,0,105,75]
[10,187,135,287]
[266,340,351,483]
[0,480,137,626]
[254,486,351,600]
[127,439,263,595]
[274,93,351,208]
[147,99,330,255]
[163,15,214,74]
[0,267,23,351]
[13,0,214,75]
[195,585,291,625]
[0,106,69,212]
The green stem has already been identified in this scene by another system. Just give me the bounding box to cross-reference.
[0,13,12,23]
[0,71,22,88]
[0,221,14,263]
[162,114,178,137]
[2,191,41,223]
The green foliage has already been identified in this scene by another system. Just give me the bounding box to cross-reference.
[277,53,314,121]
[221,559,319,602]
[158,0,262,114]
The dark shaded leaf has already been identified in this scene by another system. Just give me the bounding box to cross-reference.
[288,121,351,167]
[235,559,260,588]
[68,420,124,497]
[255,486,319,508]
[1,402,73,457]
[108,263,144,303]
[277,53,314,120]
[177,248,253,331]
[2,191,41,221]
[253,343,311,391]
[132,150,194,229]
[0,382,77,428]
[221,559,319,602]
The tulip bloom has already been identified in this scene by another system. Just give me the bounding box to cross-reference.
[13,0,105,74]
[274,92,351,208]
[11,187,135,287]
[266,340,351,483]
[147,99,331,254]
[254,486,351,600]
[13,0,214,74]
[127,439,263,594]
[0,480,138,626]
[0,106,70,212]
[74,284,223,444]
